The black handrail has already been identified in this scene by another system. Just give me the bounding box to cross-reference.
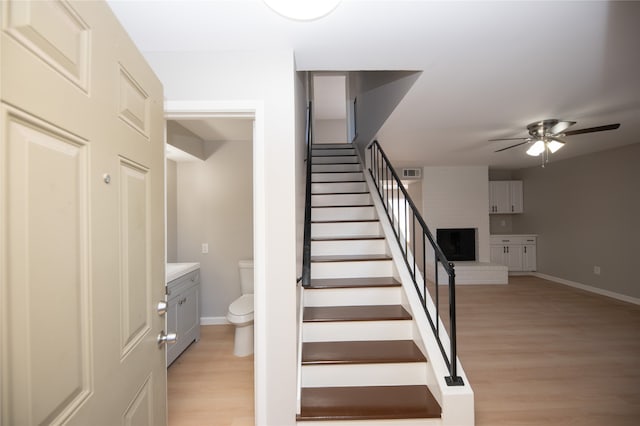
[301,102,313,286]
[368,140,463,386]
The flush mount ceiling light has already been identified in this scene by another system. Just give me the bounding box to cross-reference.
[264,0,342,21]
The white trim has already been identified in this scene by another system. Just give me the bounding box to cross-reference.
[164,99,267,426]
[533,272,640,306]
[200,316,229,325]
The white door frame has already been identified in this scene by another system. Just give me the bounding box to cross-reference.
[164,100,267,424]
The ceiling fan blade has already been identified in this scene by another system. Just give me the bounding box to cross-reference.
[488,137,528,142]
[563,123,620,136]
[495,141,529,152]
[549,120,576,135]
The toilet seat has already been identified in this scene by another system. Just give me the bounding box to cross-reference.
[227,294,254,325]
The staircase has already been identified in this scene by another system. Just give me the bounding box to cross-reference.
[297,143,442,425]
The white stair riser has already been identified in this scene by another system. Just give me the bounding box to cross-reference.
[302,320,413,342]
[313,156,359,164]
[312,163,361,173]
[310,260,394,279]
[301,363,429,388]
[312,149,356,156]
[312,181,367,194]
[312,206,376,221]
[304,287,401,307]
[312,221,380,238]
[311,239,386,256]
[312,193,371,206]
[312,172,364,182]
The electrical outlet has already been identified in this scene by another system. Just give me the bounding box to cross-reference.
[202,243,209,254]
[593,266,601,275]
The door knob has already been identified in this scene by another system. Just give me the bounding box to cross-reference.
[157,331,177,347]
[156,300,168,316]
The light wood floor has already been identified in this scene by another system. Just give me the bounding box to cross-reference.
[168,325,254,426]
[168,276,640,425]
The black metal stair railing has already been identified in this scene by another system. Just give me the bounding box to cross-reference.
[368,140,464,386]
[301,102,312,287]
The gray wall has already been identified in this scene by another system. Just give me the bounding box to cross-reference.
[512,143,640,299]
[166,120,206,160]
[350,71,421,150]
[175,140,253,319]
[166,159,177,262]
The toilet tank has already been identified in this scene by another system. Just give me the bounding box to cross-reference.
[238,260,254,294]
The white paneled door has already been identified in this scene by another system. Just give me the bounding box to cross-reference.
[1,1,166,425]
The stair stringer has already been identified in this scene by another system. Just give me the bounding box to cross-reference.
[361,166,475,426]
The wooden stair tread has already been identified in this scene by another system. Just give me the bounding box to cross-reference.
[311,204,372,208]
[302,340,426,365]
[312,191,369,195]
[297,385,441,421]
[311,170,362,174]
[311,219,378,224]
[312,204,374,208]
[308,277,400,289]
[311,235,384,242]
[312,162,360,166]
[312,180,365,184]
[304,305,412,322]
[311,254,391,262]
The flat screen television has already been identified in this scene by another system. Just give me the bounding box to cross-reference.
[436,228,476,262]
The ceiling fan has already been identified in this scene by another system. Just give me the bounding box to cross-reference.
[491,119,620,166]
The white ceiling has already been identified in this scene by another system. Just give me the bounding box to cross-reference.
[108,0,640,170]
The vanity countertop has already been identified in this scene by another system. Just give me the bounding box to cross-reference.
[166,262,200,283]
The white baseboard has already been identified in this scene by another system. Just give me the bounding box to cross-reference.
[200,316,229,325]
[533,272,640,306]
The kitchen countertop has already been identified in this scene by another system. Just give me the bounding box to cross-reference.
[166,262,200,283]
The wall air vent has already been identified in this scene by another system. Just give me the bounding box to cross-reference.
[402,168,421,179]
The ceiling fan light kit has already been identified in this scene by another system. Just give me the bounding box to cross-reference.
[525,140,546,156]
[492,119,620,167]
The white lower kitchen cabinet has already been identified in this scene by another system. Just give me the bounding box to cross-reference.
[490,235,537,272]
[166,264,200,366]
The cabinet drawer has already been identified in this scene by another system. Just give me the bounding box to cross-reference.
[167,269,200,298]
[490,235,536,245]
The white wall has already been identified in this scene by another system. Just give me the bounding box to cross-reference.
[314,118,347,143]
[146,50,297,425]
[422,166,490,262]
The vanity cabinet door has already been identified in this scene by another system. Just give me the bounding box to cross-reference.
[177,284,200,346]
[166,294,180,366]
[166,269,200,366]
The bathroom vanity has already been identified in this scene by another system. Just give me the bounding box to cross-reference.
[166,263,201,366]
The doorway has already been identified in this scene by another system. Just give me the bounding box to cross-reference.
[165,101,262,424]
[312,73,351,144]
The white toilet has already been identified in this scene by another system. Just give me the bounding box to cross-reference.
[226,260,254,357]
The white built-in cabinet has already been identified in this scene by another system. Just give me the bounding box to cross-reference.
[489,180,523,214]
[490,235,536,272]
[166,268,200,366]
